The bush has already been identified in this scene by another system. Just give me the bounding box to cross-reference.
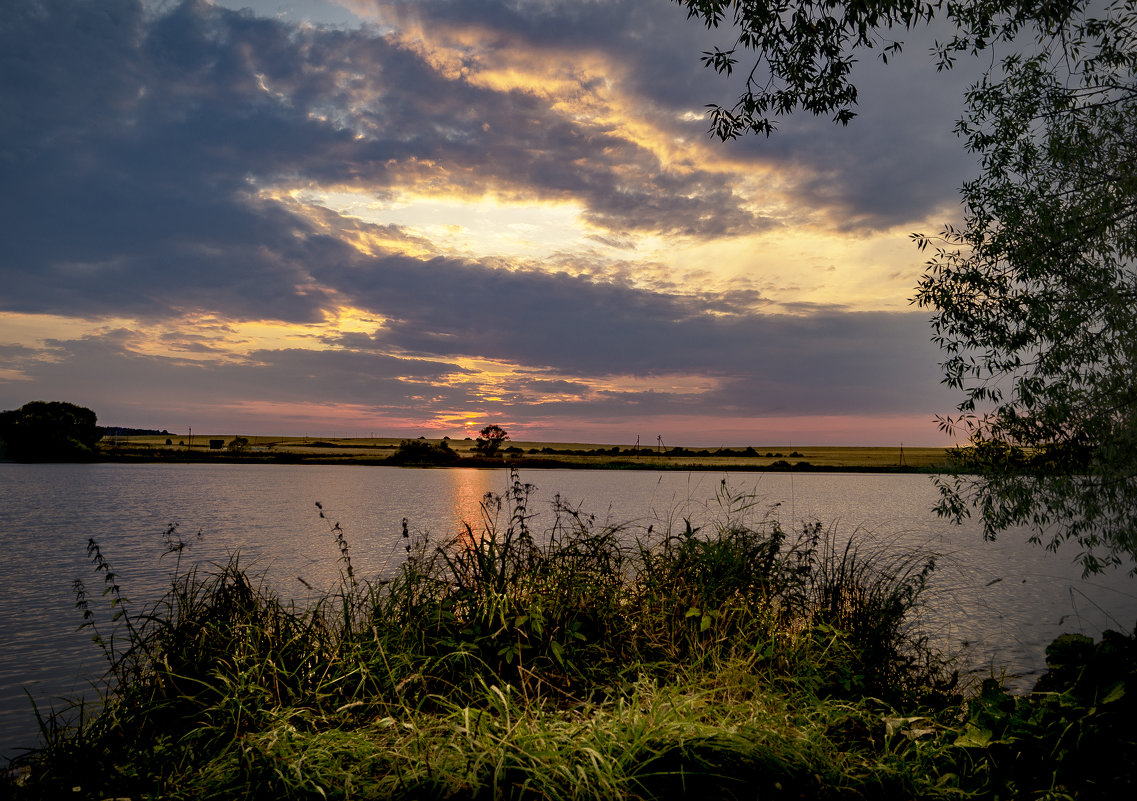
[952,630,1137,798]
[385,439,460,465]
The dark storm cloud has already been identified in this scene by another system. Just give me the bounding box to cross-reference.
[2,0,351,321]
[0,0,968,437]
[369,0,974,231]
[229,346,464,406]
[316,249,948,415]
[0,343,41,373]
[728,43,978,232]
[0,0,771,325]
[5,332,468,412]
[3,300,949,423]
[359,0,728,133]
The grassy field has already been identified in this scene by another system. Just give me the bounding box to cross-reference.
[99,434,956,471]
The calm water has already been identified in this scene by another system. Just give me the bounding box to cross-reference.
[1,463,1135,760]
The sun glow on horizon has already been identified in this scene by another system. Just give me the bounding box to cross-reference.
[0,0,969,450]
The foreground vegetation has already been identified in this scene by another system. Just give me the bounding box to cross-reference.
[4,472,1134,799]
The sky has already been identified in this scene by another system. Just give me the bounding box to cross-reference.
[0,0,982,445]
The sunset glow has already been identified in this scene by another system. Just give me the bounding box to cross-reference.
[0,0,979,445]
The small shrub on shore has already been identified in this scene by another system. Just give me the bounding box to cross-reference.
[385,439,460,465]
[5,471,1133,799]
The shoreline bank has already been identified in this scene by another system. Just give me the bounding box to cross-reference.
[82,436,958,473]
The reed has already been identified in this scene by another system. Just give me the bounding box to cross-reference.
[7,470,1131,799]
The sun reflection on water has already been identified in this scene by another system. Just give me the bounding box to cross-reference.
[444,468,509,537]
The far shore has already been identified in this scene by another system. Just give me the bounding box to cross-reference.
[92,434,958,473]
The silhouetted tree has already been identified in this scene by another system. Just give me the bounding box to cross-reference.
[475,424,509,457]
[679,0,1137,573]
[0,400,100,461]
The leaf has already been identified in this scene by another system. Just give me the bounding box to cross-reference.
[954,725,994,748]
[884,715,931,738]
[1102,681,1125,705]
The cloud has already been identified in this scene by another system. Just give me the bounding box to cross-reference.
[0,295,955,442]
[0,0,790,325]
[1,330,462,412]
[0,1,973,443]
[311,247,942,408]
[358,0,975,232]
[0,0,975,325]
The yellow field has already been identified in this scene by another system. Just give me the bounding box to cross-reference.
[100,434,954,470]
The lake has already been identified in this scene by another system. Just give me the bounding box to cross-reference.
[2,462,1135,761]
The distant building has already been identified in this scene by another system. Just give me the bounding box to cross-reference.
[209,439,225,450]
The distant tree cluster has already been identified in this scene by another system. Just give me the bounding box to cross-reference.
[0,401,101,462]
[100,426,171,437]
[387,439,460,466]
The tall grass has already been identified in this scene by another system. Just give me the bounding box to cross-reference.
[2,471,1008,799]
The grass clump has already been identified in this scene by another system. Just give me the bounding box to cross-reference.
[5,470,1133,799]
